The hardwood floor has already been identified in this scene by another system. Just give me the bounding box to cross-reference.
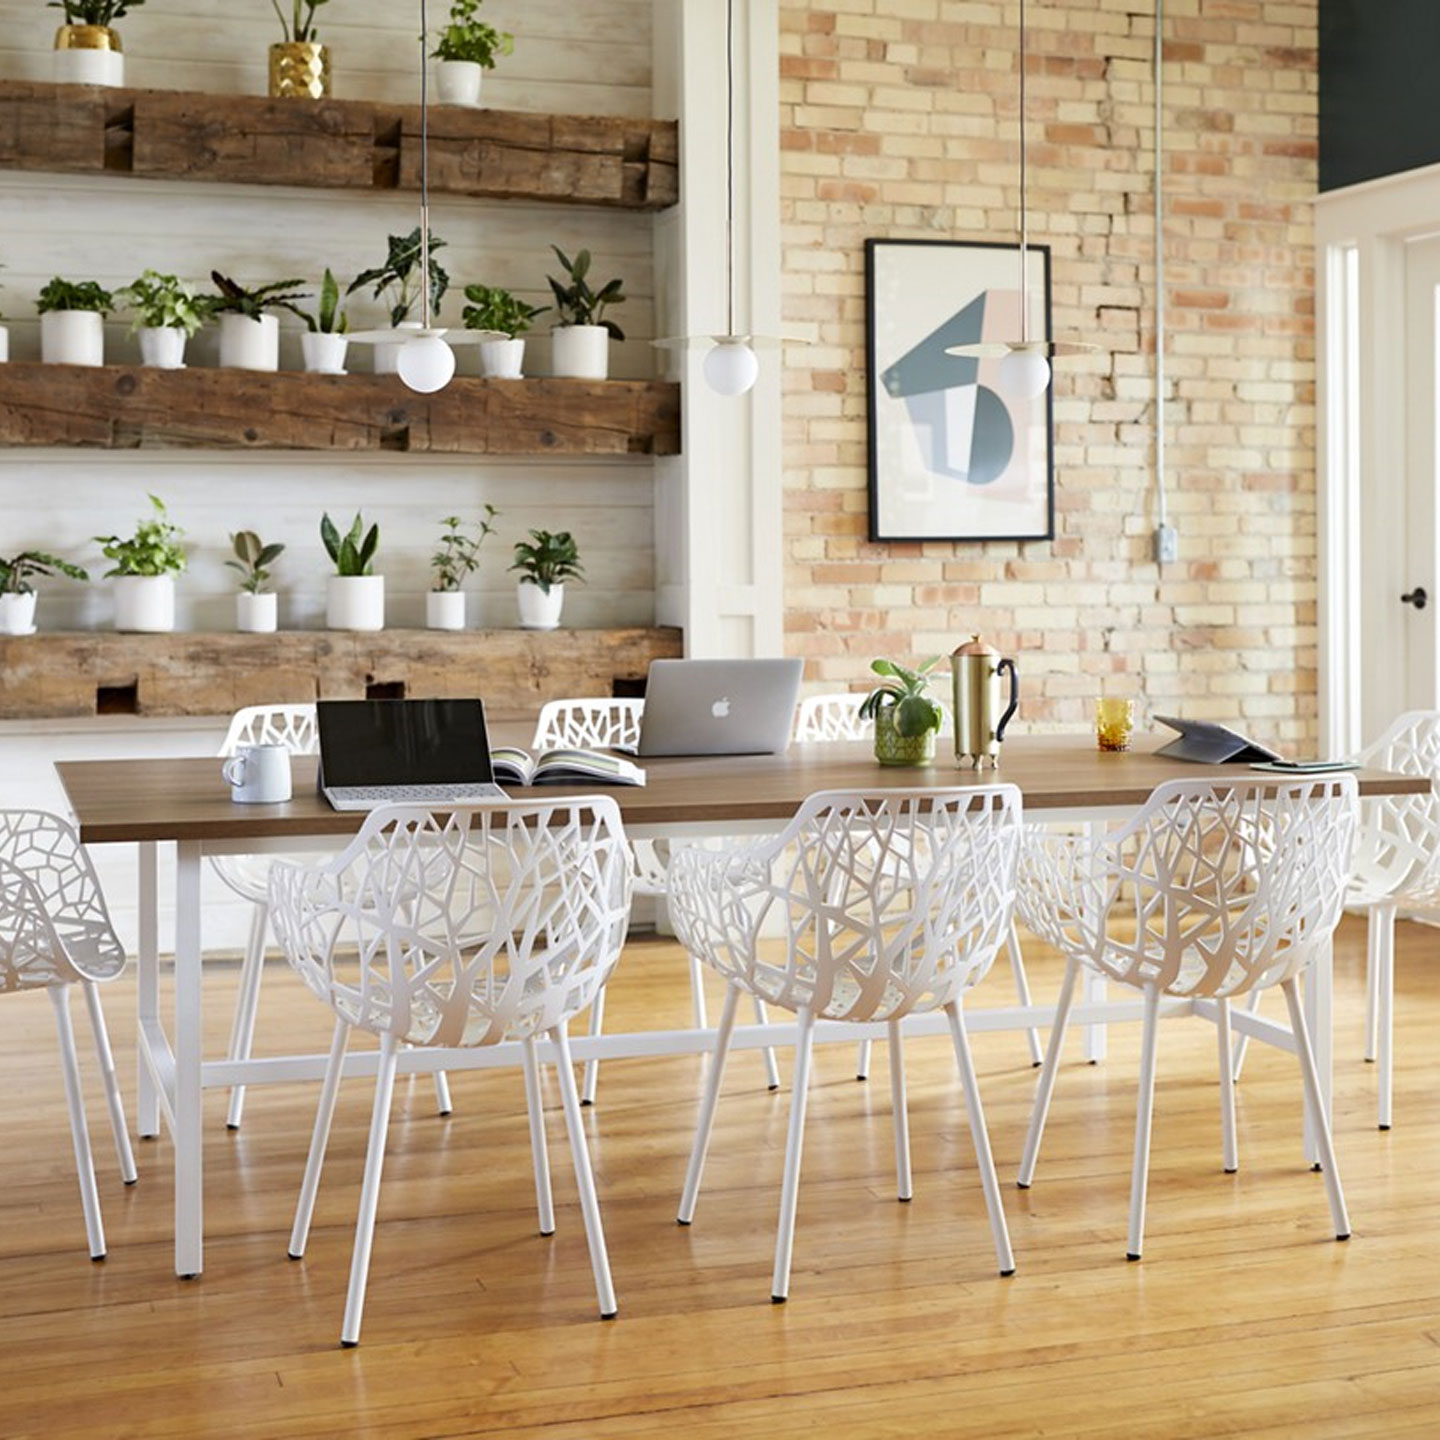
[2,915,1439,1438]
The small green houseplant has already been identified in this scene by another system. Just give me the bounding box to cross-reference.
[428,506,499,630]
[858,656,944,766]
[117,269,208,369]
[49,0,142,22]
[94,494,185,633]
[321,512,383,632]
[271,0,326,42]
[297,268,350,374]
[431,0,512,106]
[547,246,626,379]
[462,283,547,378]
[50,1,142,86]
[228,530,285,634]
[0,550,89,636]
[37,277,114,366]
[210,271,309,371]
[510,528,582,630]
[348,228,449,330]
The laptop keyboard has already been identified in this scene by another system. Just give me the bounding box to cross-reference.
[326,782,509,812]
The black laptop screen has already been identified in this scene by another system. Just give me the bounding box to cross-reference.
[316,699,494,787]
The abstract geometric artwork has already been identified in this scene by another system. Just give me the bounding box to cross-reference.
[865,239,1055,542]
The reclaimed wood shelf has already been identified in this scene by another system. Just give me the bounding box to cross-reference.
[0,362,680,455]
[0,80,678,210]
[0,626,683,720]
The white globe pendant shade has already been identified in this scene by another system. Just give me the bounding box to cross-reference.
[703,340,759,397]
[998,346,1051,400]
[397,334,456,393]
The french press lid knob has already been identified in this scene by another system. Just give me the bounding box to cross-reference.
[952,633,998,659]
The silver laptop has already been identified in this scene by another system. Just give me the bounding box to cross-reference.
[635,658,804,757]
[316,698,508,811]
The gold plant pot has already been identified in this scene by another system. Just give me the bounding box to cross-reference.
[269,41,330,100]
[54,23,121,52]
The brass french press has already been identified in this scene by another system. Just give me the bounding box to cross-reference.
[951,635,1019,768]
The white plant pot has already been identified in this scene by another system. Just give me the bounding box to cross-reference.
[516,581,564,630]
[426,589,467,631]
[41,310,105,367]
[113,575,175,633]
[434,59,483,106]
[479,337,525,379]
[301,331,349,375]
[219,312,280,372]
[551,325,610,380]
[0,591,37,636]
[138,326,187,369]
[326,574,385,632]
[236,591,278,634]
[373,321,423,374]
[54,32,124,87]
[0,325,9,363]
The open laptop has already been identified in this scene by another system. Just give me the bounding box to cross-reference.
[634,658,804,757]
[316,698,508,811]
[1154,715,1284,765]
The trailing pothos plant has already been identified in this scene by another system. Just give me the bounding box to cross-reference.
[48,1,144,27]
[36,277,114,314]
[226,531,285,595]
[546,246,625,338]
[431,506,499,592]
[0,550,88,596]
[347,228,449,329]
[298,268,349,334]
[94,494,187,577]
[271,0,326,42]
[209,271,310,322]
[857,656,945,738]
[320,512,379,577]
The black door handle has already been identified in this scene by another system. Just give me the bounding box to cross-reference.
[1402,587,1429,610]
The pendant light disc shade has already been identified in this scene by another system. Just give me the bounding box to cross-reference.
[703,340,760,396]
[397,334,456,393]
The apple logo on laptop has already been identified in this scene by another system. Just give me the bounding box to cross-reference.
[711,696,731,719]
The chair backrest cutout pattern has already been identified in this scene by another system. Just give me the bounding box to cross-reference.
[532,698,644,753]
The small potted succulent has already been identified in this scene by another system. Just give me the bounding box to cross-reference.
[510,528,582,630]
[116,269,209,369]
[226,530,285,634]
[462,283,547,379]
[269,0,330,99]
[209,271,309,371]
[347,228,449,371]
[547,245,625,380]
[36,276,114,367]
[430,0,513,107]
[297,267,350,374]
[428,506,498,630]
[321,511,382,631]
[94,494,186,633]
[0,549,89,636]
[51,0,141,87]
[858,656,945,767]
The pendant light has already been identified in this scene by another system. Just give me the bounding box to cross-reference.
[947,0,1091,396]
[346,0,500,392]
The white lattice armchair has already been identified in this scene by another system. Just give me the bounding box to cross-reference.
[669,786,1021,1300]
[1016,776,1358,1261]
[0,810,138,1259]
[269,797,633,1347]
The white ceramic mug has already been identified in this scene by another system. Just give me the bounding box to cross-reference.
[221,744,293,804]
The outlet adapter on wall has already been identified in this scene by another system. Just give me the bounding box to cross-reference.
[1154,524,1178,565]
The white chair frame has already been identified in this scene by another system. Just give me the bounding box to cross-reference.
[1016,776,1358,1260]
[668,785,1021,1300]
[0,810,138,1259]
[268,797,633,1347]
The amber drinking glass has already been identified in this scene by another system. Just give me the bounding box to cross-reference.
[1095,697,1135,752]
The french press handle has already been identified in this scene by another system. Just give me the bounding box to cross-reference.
[994,658,1019,742]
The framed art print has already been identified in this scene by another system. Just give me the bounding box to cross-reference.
[865,238,1055,542]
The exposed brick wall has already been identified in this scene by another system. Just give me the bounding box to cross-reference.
[779,0,1319,745]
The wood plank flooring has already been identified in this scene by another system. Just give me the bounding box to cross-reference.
[1,915,1438,1438]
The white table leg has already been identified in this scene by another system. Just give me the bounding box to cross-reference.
[174,841,204,1278]
[136,841,160,1139]
[1302,934,1334,1170]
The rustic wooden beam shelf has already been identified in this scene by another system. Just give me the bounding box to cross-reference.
[0,80,678,210]
[0,626,683,720]
[0,362,680,455]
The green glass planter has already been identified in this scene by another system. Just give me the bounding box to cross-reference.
[873,706,936,766]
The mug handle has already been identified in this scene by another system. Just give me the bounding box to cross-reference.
[994,658,1020,743]
[222,755,247,789]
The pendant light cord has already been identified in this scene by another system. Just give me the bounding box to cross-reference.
[1017,0,1029,344]
[725,0,736,339]
[419,0,432,329]
[1154,0,1167,529]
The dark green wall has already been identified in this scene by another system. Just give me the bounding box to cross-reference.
[1321,0,1440,190]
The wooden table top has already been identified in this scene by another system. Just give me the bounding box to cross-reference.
[54,736,1431,846]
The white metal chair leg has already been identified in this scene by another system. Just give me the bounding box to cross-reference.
[753,995,781,1091]
[1229,990,1263,1083]
[855,1038,872,1081]
[223,903,269,1131]
[80,979,136,1184]
[1018,957,1081,1188]
[688,953,709,1030]
[1007,926,1045,1067]
[340,1031,400,1348]
[431,1069,453,1116]
[771,1006,816,1303]
[50,986,105,1261]
[1364,906,1380,1063]
[1374,900,1397,1130]
[580,986,606,1107]
[1216,997,1237,1173]
[521,1036,555,1236]
[549,1022,618,1318]
[887,1021,911,1201]
[288,1017,350,1259]
[1126,983,1162,1261]
[678,985,741,1224]
[1281,978,1351,1239]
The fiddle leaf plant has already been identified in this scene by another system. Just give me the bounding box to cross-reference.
[509,528,583,595]
[347,228,449,329]
[857,656,944,739]
[461,283,547,338]
[226,531,285,595]
[209,271,310,322]
[94,494,186,577]
[0,551,88,596]
[431,506,499,592]
[320,511,379,577]
[546,246,625,338]
[36,277,114,315]
[297,267,349,334]
[271,0,326,42]
[431,0,513,67]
